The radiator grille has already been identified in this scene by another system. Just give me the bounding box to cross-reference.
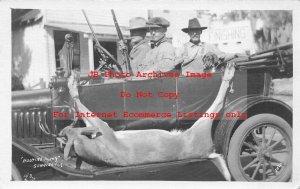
[12,108,54,143]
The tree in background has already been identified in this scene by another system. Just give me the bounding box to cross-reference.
[12,56,25,91]
[219,10,292,51]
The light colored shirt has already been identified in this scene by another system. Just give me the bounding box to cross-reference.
[141,37,176,73]
[129,39,151,75]
[177,41,231,73]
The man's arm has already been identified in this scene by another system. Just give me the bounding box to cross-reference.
[132,44,151,74]
[207,43,238,62]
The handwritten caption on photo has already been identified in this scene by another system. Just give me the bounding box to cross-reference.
[21,156,63,168]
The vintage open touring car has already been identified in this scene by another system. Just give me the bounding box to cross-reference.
[11,35,293,181]
[10,9,294,182]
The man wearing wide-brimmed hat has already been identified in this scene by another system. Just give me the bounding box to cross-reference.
[178,18,236,74]
[119,17,151,75]
[140,17,177,73]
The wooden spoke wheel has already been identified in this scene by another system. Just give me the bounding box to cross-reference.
[227,114,292,181]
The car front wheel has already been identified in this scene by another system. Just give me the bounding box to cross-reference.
[12,163,22,181]
[227,113,292,181]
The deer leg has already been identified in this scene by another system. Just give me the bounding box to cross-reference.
[209,153,231,181]
[75,157,83,170]
[191,63,234,128]
[74,98,117,142]
[63,139,74,160]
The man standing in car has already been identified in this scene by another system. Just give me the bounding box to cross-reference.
[141,17,177,73]
[177,18,237,74]
[119,17,151,75]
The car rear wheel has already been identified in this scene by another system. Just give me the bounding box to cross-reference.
[227,113,292,181]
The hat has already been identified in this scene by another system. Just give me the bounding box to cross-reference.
[147,17,170,28]
[182,18,207,33]
[128,17,148,30]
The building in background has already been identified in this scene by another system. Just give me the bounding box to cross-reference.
[12,9,147,89]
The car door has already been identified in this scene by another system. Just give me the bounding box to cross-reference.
[177,72,222,129]
[78,82,125,130]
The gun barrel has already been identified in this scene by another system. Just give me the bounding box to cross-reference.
[82,10,121,72]
[111,9,133,75]
[111,10,123,40]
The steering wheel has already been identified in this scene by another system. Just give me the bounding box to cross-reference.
[94,45,123,73]
[78,45,123,85]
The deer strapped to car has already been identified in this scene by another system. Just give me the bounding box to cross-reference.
[12,11,292,181]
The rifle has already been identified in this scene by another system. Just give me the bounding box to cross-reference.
[111,9,133,75]
[82,10,122,73]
